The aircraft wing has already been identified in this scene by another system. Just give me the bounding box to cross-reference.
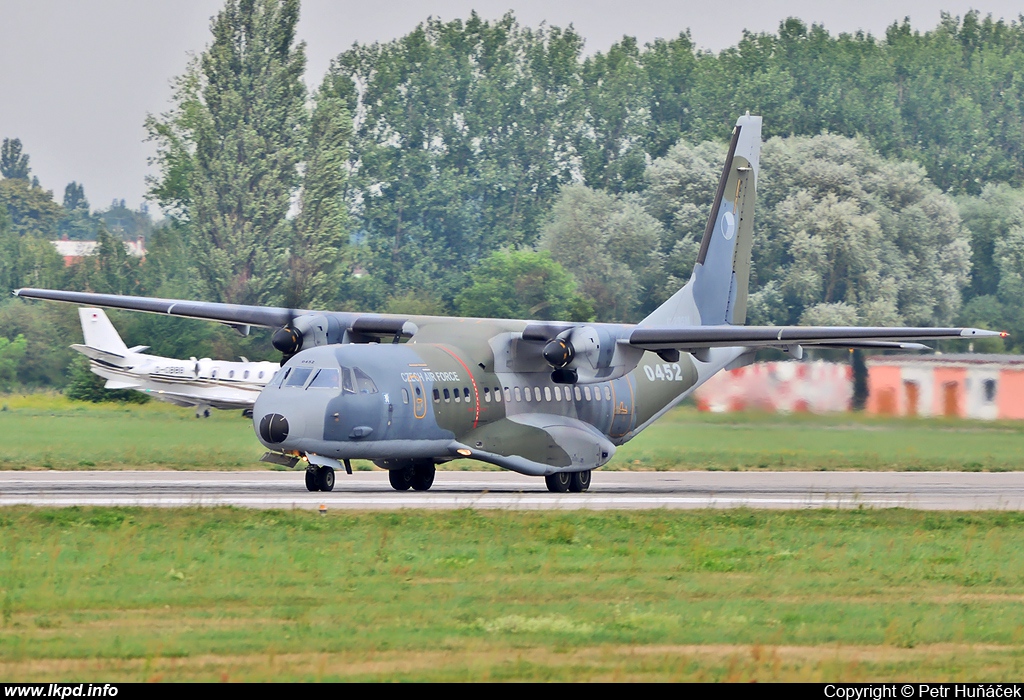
[628,325,1004,350]
[15,288,303,329]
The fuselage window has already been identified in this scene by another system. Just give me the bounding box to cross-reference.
[574,386,582,401]
[402,388,410,404]
[454,387,461,402]
[544,386,552,402]
[604,386,612,401]
[433,388,440,403]
[307,368,340,389]
[342,367,356,394]
[285,367,313,387]
[443,388,451,402]
[229,370,235,379]
[464,387,471,400]
[483,387,491,402]
[212,369,218,379]
[514,387,522,402]
[415,386,422,398]
[553,386,561,401]
[258,371,264,379]
[244,370,250,379]
[594,386,602,401]
[584,386,592,401]
[495,387,503,402]
[503,387,511,402]
[524,387,532,402]
[353,367,378,394]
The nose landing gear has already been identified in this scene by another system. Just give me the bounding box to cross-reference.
[305,466,335,492]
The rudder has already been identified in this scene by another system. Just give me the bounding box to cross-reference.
[641,114,761,328]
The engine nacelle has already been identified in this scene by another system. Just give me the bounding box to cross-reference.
[271,314,346,359]
[543,326,644,384]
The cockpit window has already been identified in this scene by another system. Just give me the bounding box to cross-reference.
[285,367,313,387]
[342,367,356,394]
[308,368,340,389]
[353,368,378,394]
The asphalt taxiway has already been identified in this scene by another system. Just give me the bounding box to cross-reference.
[1,470,1023,510]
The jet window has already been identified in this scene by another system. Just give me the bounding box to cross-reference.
[285,367,313,387]
[454,387,461,402]
[402,388,409,404]
[544,387,552,402]
[258,371,264,379]
[433,388,440,403]
[342,367,356,394]
[574,386,582,401]
[353,368,378,394]
[553,386,562,401]
[229,370,235,379]
[604,386,612,401]
[514,387,522,402]
[495,387,503,402]
[464,387,471,400]
[308,368,341,389]
[584,386,592,401]
[444,388,451,402]
[503,387,511,402]
[212,369,218,379]
[523,387,532,402]
[594,386,602,401]
[483,387,491,402]
[244,370,250,379]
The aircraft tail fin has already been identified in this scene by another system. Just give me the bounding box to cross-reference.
[640,114,761,328]
[78,307,130,356]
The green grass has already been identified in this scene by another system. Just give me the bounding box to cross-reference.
[2,507,1024,680]
[2,393,1024,471]
[610,408,1024,472]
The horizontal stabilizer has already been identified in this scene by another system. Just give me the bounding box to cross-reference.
[629,325,1004,351]
[70,344,128,365]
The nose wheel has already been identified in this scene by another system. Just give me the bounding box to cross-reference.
[305,466,335,492]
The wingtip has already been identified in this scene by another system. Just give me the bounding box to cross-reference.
[959,328,1005,338]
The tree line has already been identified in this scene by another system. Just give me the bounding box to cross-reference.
[4,0,1024,391]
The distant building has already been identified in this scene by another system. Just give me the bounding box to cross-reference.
[867,354,1024,420]
[694,361,852,413]
[51,235,146,267]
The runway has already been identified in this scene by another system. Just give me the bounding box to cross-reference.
[1,470,1024,510]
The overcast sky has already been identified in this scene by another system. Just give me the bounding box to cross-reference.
[2,0,1021,214]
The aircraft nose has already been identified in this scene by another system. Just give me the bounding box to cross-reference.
[258,413,289,444]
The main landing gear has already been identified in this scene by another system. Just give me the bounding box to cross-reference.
[544,470,591,493]
[388,461,436,492]
[305,465,335,492]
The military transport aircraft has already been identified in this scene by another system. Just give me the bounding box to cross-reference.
[73,307,278,415]
[15,115,1002,494]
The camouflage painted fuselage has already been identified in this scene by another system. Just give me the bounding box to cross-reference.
[252,318,743,476]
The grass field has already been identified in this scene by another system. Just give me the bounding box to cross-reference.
[2,507,1024,681]
[1,393,1023,472]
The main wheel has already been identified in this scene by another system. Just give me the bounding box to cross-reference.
[389,466,414,491]
[317,466,335,492]
[569,470,591,493]
[305,467,319,492]
[411,463,435,491]
[545,472,572,493]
